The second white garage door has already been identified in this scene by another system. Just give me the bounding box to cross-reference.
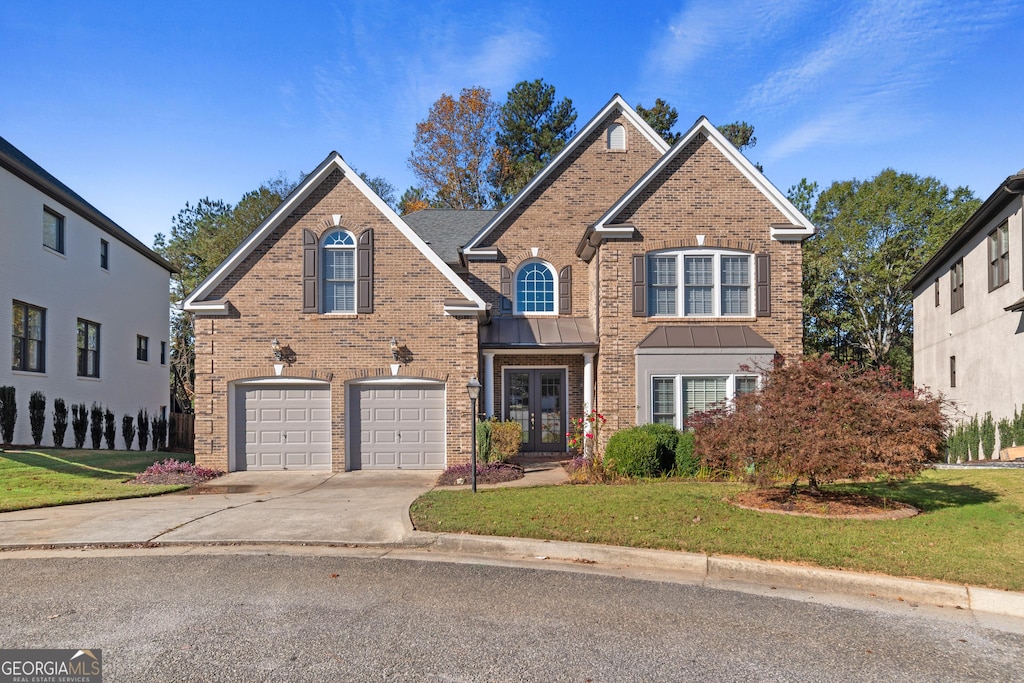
[353,384,445,469]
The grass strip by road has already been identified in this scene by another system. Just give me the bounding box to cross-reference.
[411,468,1024,591]
[0,448,190,512]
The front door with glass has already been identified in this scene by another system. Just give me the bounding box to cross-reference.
[504,369,566,452]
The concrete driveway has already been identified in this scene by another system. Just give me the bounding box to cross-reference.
[0,470,438,547]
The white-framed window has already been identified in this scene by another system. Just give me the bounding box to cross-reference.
[650,374,759,429]
[136,335,149,362]
[648,250,753,317]
[322,230,356,313]
[607,123,625,150]
[515,260,557,314]
[43,207,64,253]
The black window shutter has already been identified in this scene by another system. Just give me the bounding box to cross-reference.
[500,266,513,313]
[558,265,572,314]
[755,253,771,317]
[302,229,318,313]
[632,254,647,317]
[357,229,374,314]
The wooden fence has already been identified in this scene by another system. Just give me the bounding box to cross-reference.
[169,412,195,453]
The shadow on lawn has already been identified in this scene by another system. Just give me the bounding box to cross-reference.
[0,449,132,480]
[865,480,998,512]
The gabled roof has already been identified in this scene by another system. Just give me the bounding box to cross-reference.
[908,169,1024,293]
[0,135,175,273]
[589,117,815,246]
[182,152,487,315]
[461,94,671,258]
[402,209,495,267]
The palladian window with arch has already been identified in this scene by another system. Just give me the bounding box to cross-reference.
[516,261,556,313]
[323,230,356,313]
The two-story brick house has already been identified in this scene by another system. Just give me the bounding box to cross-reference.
[183,95,814,472]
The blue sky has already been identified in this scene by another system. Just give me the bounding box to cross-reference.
[3,0,1022,250]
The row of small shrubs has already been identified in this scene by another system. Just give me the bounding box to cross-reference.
[0,387,167,451]
[947,408,1024,462]
[475,418,522,464]
[603,423,697,478]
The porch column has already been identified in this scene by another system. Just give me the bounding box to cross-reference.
[583,352,595,437]
[483,352,495,418]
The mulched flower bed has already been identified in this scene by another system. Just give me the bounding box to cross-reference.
[436,462,524,486]
[732,487,918,520]
[126,459,224,487]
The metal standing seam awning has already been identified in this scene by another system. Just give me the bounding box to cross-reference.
[480,317,599,350]
[636,325,775,351]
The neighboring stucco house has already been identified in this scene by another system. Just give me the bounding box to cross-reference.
[183,95,814,472]
[1,135,175,447]
[910,170,1024,425]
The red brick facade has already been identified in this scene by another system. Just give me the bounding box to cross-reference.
[185,98,811,471]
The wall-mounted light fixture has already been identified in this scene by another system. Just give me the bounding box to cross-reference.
[390,337,399,361]
[271,338,283,361]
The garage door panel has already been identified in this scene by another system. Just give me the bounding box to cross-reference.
[237,384,331,471]
[353,383,445,470]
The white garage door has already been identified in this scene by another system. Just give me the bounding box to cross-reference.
[238,384,332,470]
[353,384,445,469]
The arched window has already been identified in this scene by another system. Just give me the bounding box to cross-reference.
[607,123,625,150]
[515,261,556,314]
[323,230,356,313]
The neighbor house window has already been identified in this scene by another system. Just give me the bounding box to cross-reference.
[77,319,100,377]
[43,208,64,253]
[607,123,625,150]
[988,221,1009,291]
[322,230,356,313]
[651,375,754,429]
[160,341,167,365]
[137,335,149,362]
[950,258,964,312]
[100,239,109,269]
[648,250,753,317]
[950,356,957,388]
[12,301,45,372]
[934,277,940,307]
[515,261,556,313]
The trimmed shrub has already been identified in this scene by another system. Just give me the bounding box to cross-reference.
[153,415,168,451]
[137,409,150,452]
[636,423,680,473]
[122,414,136,450]
[605,427,661,478]
[72,403,88,448]
[29,391,46,446]
[89,403,103,449]
[981,412,996,459]
[103,408,116,450]
[489,420,522,462]
[1015,406,1024,447]
[475,419,493,463]
[52,398,68,448]
[998,418,1014,455]
[674,431,699,477]
[0,386,16,445]
[694,356,947,490]
[966,415,981,461]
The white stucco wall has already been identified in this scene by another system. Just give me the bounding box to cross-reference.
[0,167,171,447]
[913,197,1024,430]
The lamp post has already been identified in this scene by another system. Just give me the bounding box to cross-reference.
[466,377,482,493]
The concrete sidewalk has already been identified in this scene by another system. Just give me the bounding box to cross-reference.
[0,461,1022,623]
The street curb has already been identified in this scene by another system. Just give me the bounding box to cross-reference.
[415,532,1024,619]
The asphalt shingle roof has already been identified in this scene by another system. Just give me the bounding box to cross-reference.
[402,209,496,267]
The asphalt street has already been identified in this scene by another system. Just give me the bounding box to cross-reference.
[1,550,1021,682]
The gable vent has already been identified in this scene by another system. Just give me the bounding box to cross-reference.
[607,124,626,150]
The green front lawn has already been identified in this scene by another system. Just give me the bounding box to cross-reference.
[0,448,190,512]
[411,468,1024,591]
